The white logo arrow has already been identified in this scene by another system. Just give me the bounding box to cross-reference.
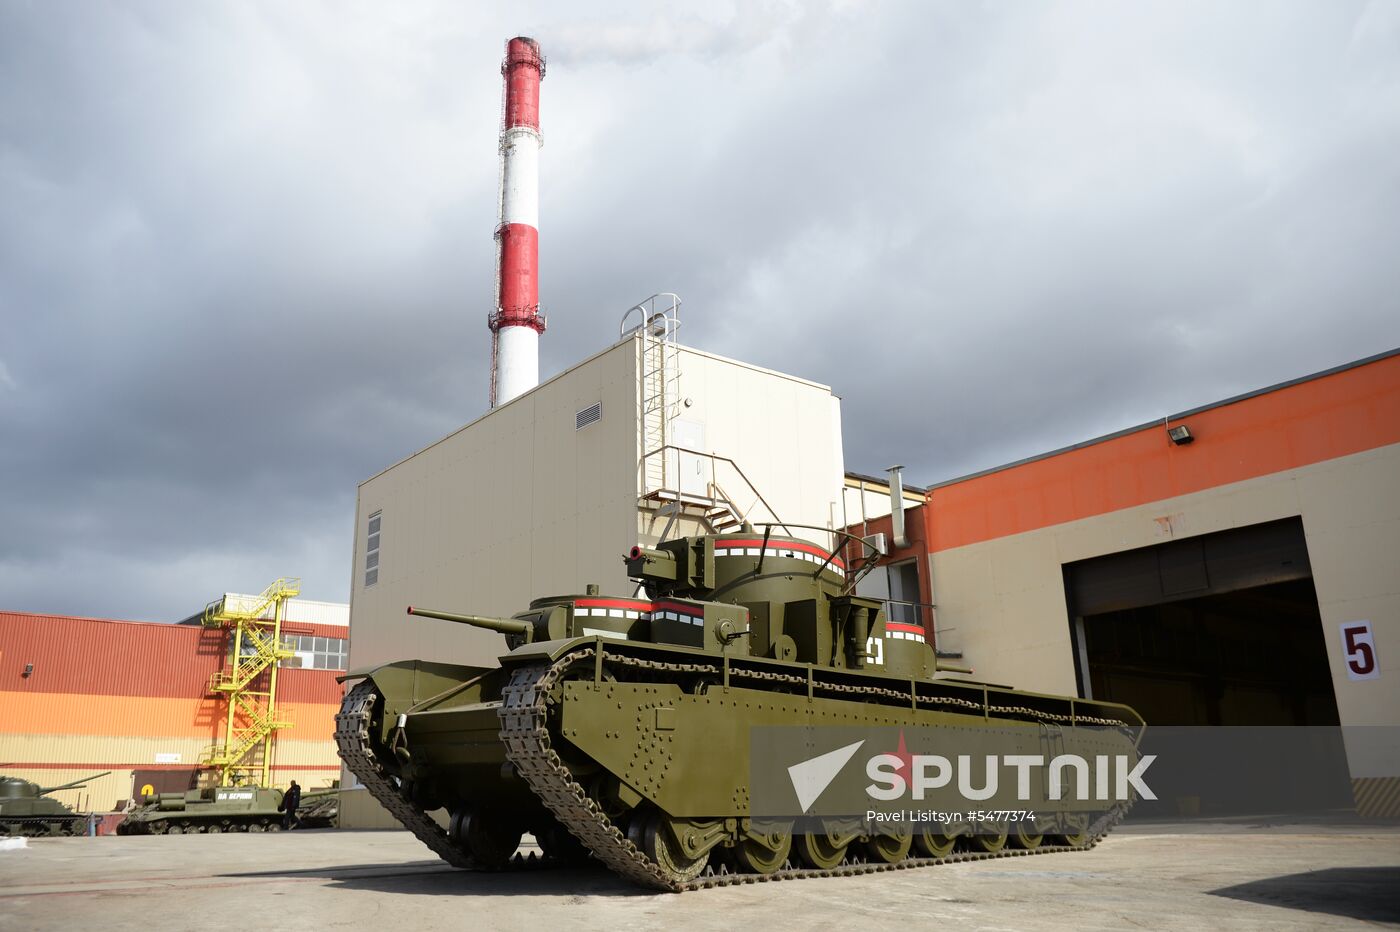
[788,740,865,813]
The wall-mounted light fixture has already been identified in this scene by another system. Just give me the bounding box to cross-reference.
[1167,424,1194,445]
[22,662,34,678]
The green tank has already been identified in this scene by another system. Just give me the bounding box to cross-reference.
[116,785,336,834]
[0,772,110,836]
[337,529,1145,890]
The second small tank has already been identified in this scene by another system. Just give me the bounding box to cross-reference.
[117,785,335,834]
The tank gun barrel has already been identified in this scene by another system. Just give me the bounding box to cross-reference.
[407,606,531,637]
[40,770,111,794]
[626,545,678,581]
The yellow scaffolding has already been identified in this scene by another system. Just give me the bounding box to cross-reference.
[200,577,300,787]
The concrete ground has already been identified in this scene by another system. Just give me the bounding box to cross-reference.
[1,824,1397,931]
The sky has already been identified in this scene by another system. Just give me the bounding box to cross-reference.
[2,1,1397,620]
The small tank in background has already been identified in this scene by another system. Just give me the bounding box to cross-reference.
[116,785,337,834]
[0,772,110,837]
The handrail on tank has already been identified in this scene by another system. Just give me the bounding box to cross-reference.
[747,522,886,594]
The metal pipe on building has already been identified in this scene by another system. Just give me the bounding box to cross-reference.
[489,36,546,408]
[886,465,910,549]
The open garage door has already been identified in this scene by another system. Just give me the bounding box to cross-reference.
[1064,517,1340,727]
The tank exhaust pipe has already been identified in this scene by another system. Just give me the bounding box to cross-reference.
[886,465,910,549]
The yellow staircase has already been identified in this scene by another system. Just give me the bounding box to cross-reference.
[200,577,300,787]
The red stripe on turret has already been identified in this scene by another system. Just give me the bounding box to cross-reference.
[714,539,846,570]
[574,598,653,611]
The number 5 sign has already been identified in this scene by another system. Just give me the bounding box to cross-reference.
[1339,621,1380,681]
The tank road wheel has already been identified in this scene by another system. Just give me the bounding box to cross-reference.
[865,827,913,864]
[1011,819,1043,850]
[732,823,792,875]
[538,823,592,867]
[247,822,265,833]
[450,809,523,870]
[265,820,282,832]
[967,822,1008,854]
[794,828,850,870]
[639,812,709,884]
[1054,812,1091,847]
[914,826,959,859]
[587,773,632,822]
[206,823,223,835]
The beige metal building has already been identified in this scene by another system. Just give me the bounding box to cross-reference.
[342,314,847,825]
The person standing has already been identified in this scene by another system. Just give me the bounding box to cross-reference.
[281,780,301,831]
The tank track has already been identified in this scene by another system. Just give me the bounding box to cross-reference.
[336,680,475,868]
[0,816,89,837]
[499,647,1134,892]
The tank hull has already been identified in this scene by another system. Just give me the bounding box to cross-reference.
[339,637,1142,889]
[0,811,90,837]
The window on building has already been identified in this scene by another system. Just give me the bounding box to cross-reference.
[365,511,381,587]
[280,635,349,670]
[887,560,922,626]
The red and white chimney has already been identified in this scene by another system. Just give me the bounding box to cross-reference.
[489,36,546,408]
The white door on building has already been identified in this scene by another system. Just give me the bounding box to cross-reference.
[672,419,708,498]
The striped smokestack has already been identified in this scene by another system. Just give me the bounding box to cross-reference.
[489,36,546,408]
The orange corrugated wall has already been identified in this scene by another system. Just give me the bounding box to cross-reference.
[0,612,344,742]
[926,353,1400,552]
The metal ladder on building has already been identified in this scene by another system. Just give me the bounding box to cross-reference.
[621,294,794,545]
[621,294,682,496]
[199,577,299,787]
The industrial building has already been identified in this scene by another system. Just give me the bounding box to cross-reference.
[846,348,1400,815]
[342,319,847,825]
[340,34,1397,828]
[0,592,349,816]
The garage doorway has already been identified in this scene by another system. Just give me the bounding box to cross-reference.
[1064,517,1340,727]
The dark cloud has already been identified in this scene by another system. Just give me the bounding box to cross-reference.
[2,1,1397,619]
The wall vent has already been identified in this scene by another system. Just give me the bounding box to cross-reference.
[576,402,602,430]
